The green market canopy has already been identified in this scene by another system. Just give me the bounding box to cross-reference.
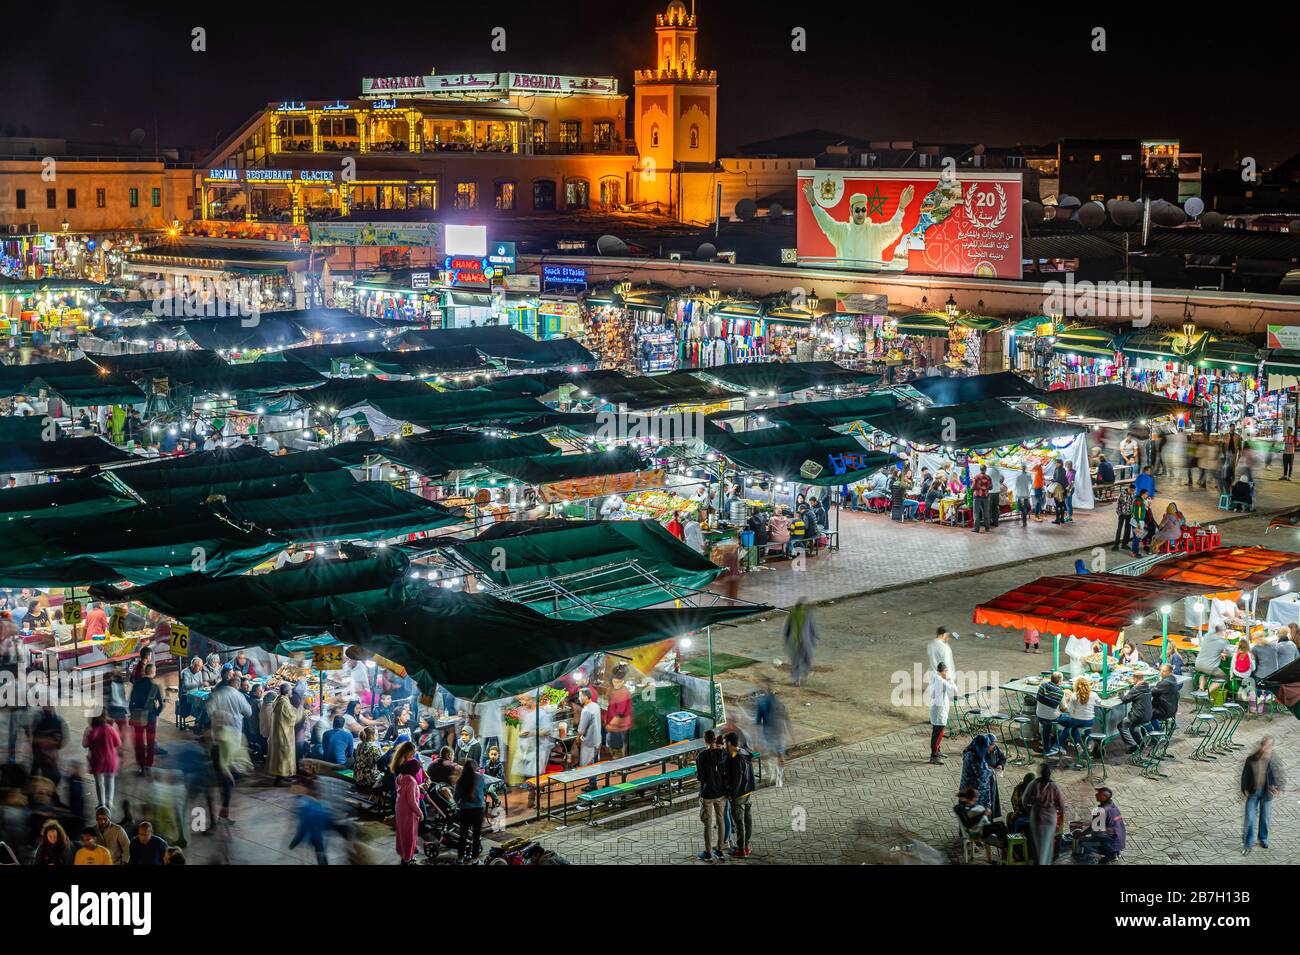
[890,313,951,338]
[702,422,891,485]
[1052,326,1120,358]
[0,358,147,406]
[318,432,560,480]
[444,519,722,618]
[1193,336,1263,373]
[568,370,728,409]
[107,446,354,505]
[763,393,904,433]
[92,350,229,382]
[350,392,559,432]
[0,437,136,473]
[1033,385,1195,424]
[343,346,487,376]
[1121,328,1207,362]
[293,376,435,413]
[176,315,308,352]
[864,398,1084,450]
[391,327,593,368]
[91,547,414,646]
[1264,350,1300,377]
[223,483,459,543]
[692,361,880,395]
[334,589,763,700]
[0,473,139,522]
[259,342,382,374]
[480,446,647,485]
[904,371,1045,406]
[179,359,327,396]
[0,503,287,586]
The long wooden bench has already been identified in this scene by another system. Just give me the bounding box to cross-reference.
[575,766,697,823]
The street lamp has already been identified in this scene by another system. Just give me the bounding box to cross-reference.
[61,219,70,233]
[945,293,958,319]
[1158,605,1172,664]
[807,288,819,314]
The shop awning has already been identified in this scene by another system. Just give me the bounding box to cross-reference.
[891,313,951,338]
[223,483,459,543]
[0,357,148,406]
[443,519,722,618]
[1264,349,1300,377]
[1011,315,1058,335]
[905,371,1045,406]
[90,547,413,646]
[333,589,764,700]
[956,316,1003,333]
[569,370,728,409]
[974,573,1210,645]
[283,308,396,338]
[702,421,892,486]
[863,398,1083,449]
[182,359,327,396]
[1193,336,1263,373]
[0,277,118,295]
[356,392,559,431]
[93,349,230,382]
[1052,326,1120,358]
[1136,546,1300,593]
[447,292,492,308]
[692,361,880,395]
[1121,329,1206,362]
[1033,385,1194,424]
[326,431,560,479]
[110,447,355,506]
[294,376,436,412]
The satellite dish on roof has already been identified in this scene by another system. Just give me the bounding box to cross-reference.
[972,143,986,156]
[1184,196,1205,218]
[1022,200,1044,223]
[766,202,784,220]
[1107,199,1141,228]
[735,198,757,222]
[1075,201,1105,228]
[1150,201,1186,227]
[1057,194,1081,209]
[129,128,146,145]
[696,242,717,260]
[596,235,629,256]
[1200,211,1226,231]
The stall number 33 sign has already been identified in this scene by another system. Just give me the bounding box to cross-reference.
[170,625,191,659]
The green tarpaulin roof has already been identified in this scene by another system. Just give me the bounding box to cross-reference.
[863,398,1084,449]
[905,372,1044,406]
[763,393,904,432]
[891,313,951,337]
[90,548,413,646]
[481,446,646,485]
[392,328,593,368]
[343,346,486,377]
[0,473,139,523]
[702,422,891,485]
[1034,385,1194,423]
[446,519,721,619]
[294,376,436,412]
[110,446,354,505]
[567,370,728,409]
[318,432,560,480]
[0,503,287,586]
[0,358,147,406]
[1264,349,1300,376]
[334,589,763,700]
[693,361,880,395]
[1122,329,1207,362]
[224,482,458,543]
[1051,325,1119,359]
[0,437,136,473]
[1193,337,1262,372]
[180,359,327,396]
[358,392,558,430]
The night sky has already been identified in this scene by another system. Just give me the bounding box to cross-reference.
[5,2,1299,167]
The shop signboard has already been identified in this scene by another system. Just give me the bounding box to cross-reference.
[835,292,888,315]
[487,242,517,271]
[309,221,443,248]
[543,264,587,287]
[799,459,825,480]
[503,273,540,292]
[63,600,82,625]
[362,72,618,97]
[312,644,345,670]
[169,625,190,660]
[361,74,439,95]
[410,271,431,291]
[1268,325,1300,350]
[444,256,491,287]
[797,169,1022,279]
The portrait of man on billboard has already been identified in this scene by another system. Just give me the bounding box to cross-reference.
[801,178,914,269]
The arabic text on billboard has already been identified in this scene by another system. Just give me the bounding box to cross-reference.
[797,170,1022,279]
[308,222,443,248]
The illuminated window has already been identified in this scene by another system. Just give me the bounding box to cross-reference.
[96,188,106,208]
[651,125,660,148]
[689,125,699,149]
[495,180,516,210]
[1121,154,1133,161]
[565,178,590,210]
[593,121,614,147]
[560,121,581,144]
[454,181,478,209]
[532,119,547,146]
[533,179,557,211]
[1093,154,1102,162]
[600,177,622,208]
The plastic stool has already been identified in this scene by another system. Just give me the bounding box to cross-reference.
[1217,494,1231,511]
[1004,834,1030,865]
[1087,732,1108,782]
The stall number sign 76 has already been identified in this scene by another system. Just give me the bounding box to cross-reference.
[170,625,191,659]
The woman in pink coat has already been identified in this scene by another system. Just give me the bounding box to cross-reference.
[393,743,424,864]
[83,713,122,814]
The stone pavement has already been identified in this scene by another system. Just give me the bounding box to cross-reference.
[717,471,1300,611]
[540,707,1300,865]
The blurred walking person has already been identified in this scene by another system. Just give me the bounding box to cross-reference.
[127,664,164,775]
[753,680,790,788]
[83,713,122,815]
[783,598,819,687]
[1241,736,1284,855]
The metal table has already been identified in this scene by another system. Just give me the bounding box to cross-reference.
[543,738,706,823]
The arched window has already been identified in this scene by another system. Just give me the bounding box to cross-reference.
[650,124,660,148]
[599,177,622,209]
[565,178,590,210]
[532,178,557,211]
[689,125,699,149]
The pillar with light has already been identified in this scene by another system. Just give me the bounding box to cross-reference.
[1159,604,1172,665]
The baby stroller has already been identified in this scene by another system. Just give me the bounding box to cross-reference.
[484,838,539,865]
[421,784,464,860]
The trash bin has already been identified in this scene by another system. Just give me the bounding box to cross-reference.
[666,711,698,742]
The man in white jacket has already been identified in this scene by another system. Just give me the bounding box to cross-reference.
[928,662,959,765]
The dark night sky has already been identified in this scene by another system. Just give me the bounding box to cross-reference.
[4,2,1299,167]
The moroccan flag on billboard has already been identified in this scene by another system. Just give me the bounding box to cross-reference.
[797,169,1022,279]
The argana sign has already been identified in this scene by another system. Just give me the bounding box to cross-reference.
[797,169,1022,279]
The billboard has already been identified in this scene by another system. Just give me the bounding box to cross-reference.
[1268,325,1300,350]
[308,221,442,248]
[797,170,1022,279]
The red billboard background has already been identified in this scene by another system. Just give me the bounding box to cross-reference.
[797,170,1022,279]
